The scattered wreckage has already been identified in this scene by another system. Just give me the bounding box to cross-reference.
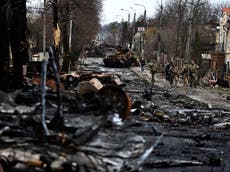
[0,48,162,172]
[1,46,230,171]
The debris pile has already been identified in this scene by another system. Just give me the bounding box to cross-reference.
[0,60,162,172]
[0,104,162,172]
[2,54,230,171]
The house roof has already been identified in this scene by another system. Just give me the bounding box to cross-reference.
[222,8,230,16]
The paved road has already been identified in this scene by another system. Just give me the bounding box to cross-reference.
[131,66,230,110]
[81,57,230,172]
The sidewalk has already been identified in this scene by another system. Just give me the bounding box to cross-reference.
[131,66,230,110]
[131,66,179,88]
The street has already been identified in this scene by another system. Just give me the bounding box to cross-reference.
[0,56,230,171]
[0,0,230,171]
[82,57,230,172]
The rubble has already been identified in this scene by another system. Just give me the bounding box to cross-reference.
[78,78,103,95]
[0,56,162,171]
[1,56,230,171]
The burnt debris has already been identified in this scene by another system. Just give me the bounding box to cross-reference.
[1,55,230,171]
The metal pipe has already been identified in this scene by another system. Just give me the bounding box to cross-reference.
[41,60,50,136]
[48,47,63,118]
[41,0,49,136]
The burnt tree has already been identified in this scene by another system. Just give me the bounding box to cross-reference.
[53,0,60,67]
[10,0,28,89]
[0,0,10,91]
[59,0,69,54]
[59,0,70,72]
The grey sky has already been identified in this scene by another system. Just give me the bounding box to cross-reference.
[28,0,228,25]
[101,0,228,25]
[101,0,161,25]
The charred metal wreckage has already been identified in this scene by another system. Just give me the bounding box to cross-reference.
[1,47,230,172]
[0,47,162,172]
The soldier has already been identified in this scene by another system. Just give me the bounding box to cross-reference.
[168,62,179,87]
[165,61,172,82]
[149,61,157,85]
[188,60,199,88]
[181,61,189,87]
[173,64,179,87]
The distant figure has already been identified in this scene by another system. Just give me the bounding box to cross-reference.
[173,64,179,87]
[168,62,178,87]
[139,57,145,72]
[188,60,199,88]
[165,61,173,83]
[181,61,189,87]
[149,61,157,85]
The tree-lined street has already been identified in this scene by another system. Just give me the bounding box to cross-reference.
[0,0,230,171]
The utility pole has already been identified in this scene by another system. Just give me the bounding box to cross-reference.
[185,0,194,60]
[121,9,130,48]
[157,0,163,63]
[134,3,146,56]
[175,0,182,57]
[134,3,146,26]
[121,9,130,24]
[69,12,73,53]
[144,9,146,27]
[130,7,136,49]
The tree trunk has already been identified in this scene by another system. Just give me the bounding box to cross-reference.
[53,0,58,30]
[53,0,60,67]
[60,0,70,72]
[175,0,182,57]
[0,0,10,91]
[10,0,28,89]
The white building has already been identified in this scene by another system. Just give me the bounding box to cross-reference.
[216,8,230,62]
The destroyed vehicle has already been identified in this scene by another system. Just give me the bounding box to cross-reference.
[103,54,136,68]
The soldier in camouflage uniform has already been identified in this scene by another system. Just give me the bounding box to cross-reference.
[166,61,178,87]
[148,61,157,85]
[181,61,189,87]
[188,60,199,88]
[169,62,179,87]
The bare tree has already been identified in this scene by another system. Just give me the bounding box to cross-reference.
[27,0,102,72]
[0,0,10,91]
[153,0,218,64]
[0,0,28,91]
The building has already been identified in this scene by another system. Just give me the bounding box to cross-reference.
[215,8,230,58]
[212,8,230,80]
